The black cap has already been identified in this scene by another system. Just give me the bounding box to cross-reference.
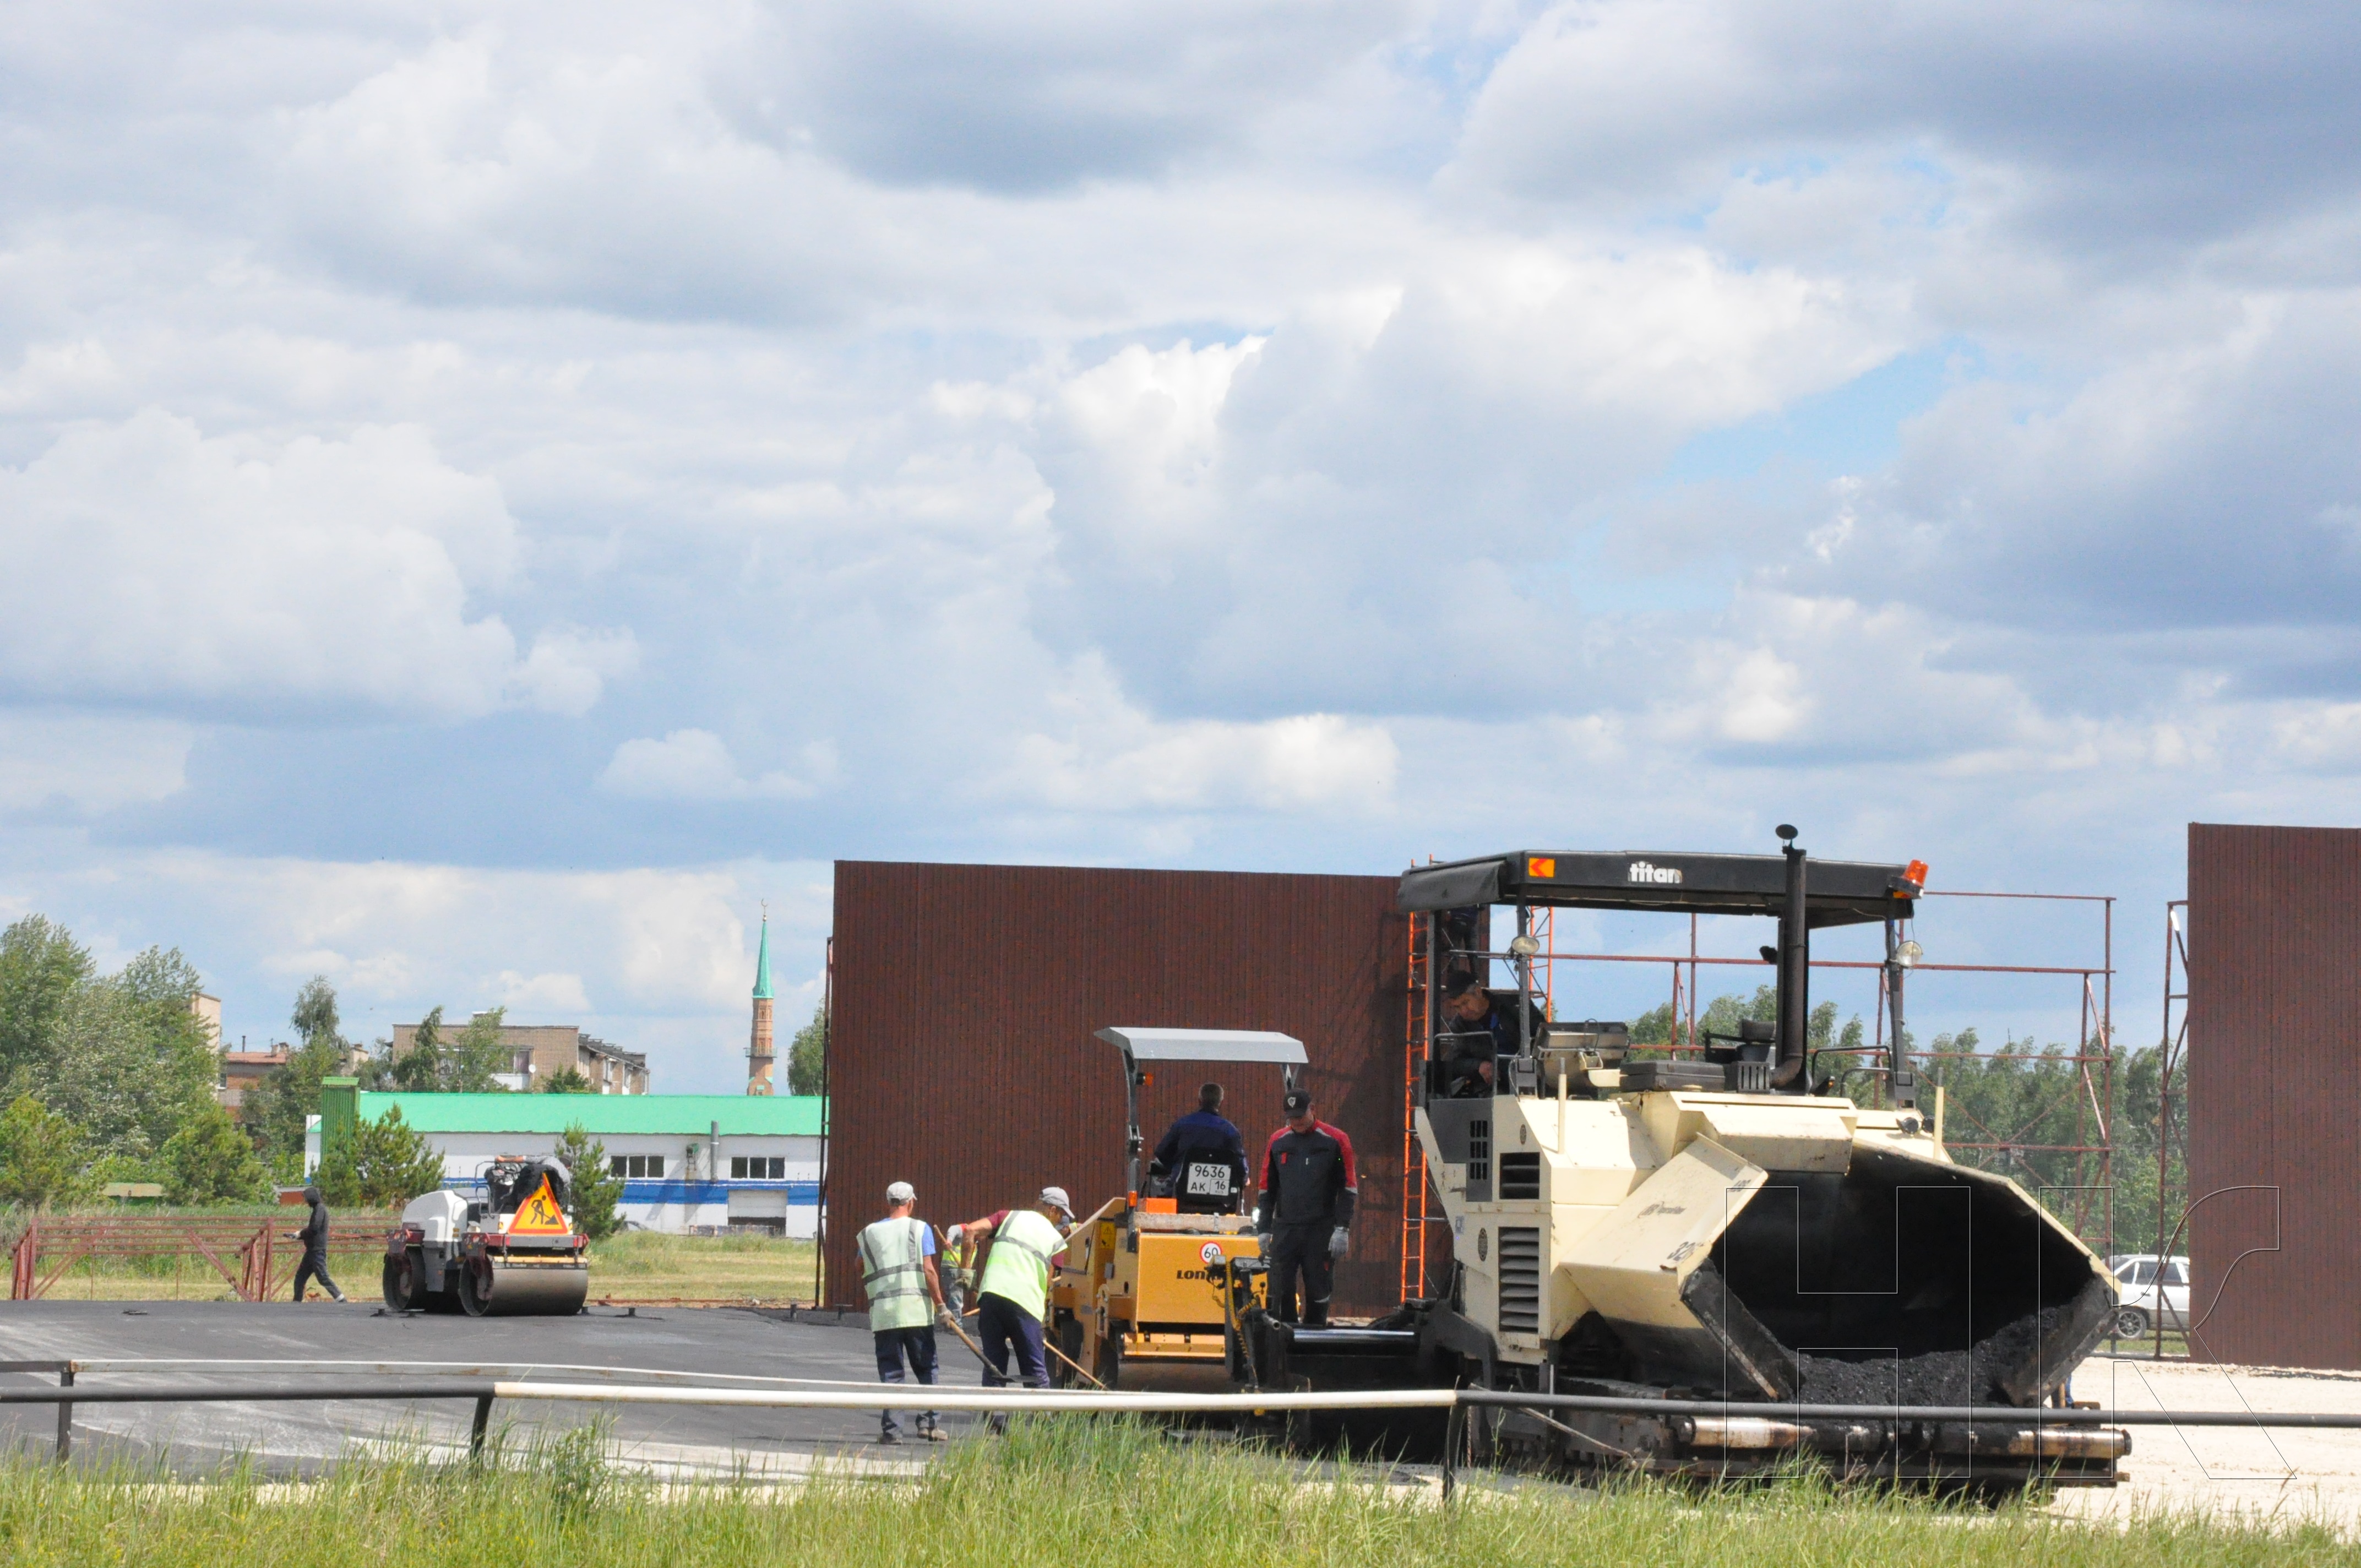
[1283,1088,1313,1115]
[1443,967,1484,998]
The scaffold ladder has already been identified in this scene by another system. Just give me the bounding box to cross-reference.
[1401,910,1430,1302]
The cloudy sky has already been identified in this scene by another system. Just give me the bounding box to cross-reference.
[4,1,2355,1086]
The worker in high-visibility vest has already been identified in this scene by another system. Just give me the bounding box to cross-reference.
[954,1186,1075,1424]
[937,1223,976,1321]
[856,1180,946,1444]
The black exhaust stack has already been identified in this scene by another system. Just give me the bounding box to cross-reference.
[1771,825,1809,1090]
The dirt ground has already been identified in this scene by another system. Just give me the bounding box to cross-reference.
[2050,1353,2361,1534]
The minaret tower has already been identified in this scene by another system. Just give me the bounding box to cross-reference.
[748,905,776,1095]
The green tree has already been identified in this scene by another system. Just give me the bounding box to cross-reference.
[1629,985,1860,1068]
[158,1100,271,1205]
[2107,1041,2187,1255]
[541,1066,595,1093]
[0,916,94,1079]
[0,1095,97,1207]
[1629,999,1675,1046]
[28,949,217,1161]
[250,976,356,1180]
[390,1006,510,1093]
[445,1008,513,1091]
[787,1003,826,1096]
[555,1123,626,1242]
[389,1006,447,1092]
[316,1106,446,1208]
[113,944,205,1010]
[290,976,342,1054]
[351,1036,396,1090]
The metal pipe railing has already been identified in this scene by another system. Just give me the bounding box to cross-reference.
[12,1369,2361,1498]
[10,1370,2361,1425]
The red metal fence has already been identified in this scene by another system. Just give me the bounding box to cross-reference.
[10,1214,404,1302]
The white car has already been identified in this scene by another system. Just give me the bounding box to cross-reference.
[2108,1254,2189,1338]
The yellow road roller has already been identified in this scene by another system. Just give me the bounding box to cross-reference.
[1048,1027,1305,1390]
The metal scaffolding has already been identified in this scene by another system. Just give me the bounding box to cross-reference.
[1401,885,2121,1271]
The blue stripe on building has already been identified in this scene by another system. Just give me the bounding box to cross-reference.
[438,1177,819,1204]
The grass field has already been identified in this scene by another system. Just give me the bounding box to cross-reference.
[0,1418,2348,1566]
[585,1231,821,1302]
[7,1216,821,1305]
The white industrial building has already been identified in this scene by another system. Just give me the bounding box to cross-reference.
[309,1088,824,1236]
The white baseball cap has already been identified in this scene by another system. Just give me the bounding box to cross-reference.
[886,1180,916,1204]
[1038,1185,1074,1218]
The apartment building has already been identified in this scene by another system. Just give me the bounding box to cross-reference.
[388,1018,649,1093]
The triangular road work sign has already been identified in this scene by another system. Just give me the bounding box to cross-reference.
[510,1175,572,1235]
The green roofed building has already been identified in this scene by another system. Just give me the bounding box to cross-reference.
[308,1090,825,1235]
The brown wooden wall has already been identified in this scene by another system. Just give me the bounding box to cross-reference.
[824,860,1416,1315]
[2186,822,2361,1370]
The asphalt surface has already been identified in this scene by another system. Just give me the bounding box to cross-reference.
[0,1300,989,1477]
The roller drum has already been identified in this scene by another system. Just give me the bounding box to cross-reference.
[459,1257,589,1317]
[1107,1358,1233,1395]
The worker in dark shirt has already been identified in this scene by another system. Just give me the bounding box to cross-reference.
[1253,1090,1357,1327]
[1436,968,1536,1097]
[287,1184,346,1303]
[1147,1082,1248,1212]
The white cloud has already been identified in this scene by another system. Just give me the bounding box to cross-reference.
[509,628,641,717]
[1455,0,2361,252]
[1003,656,1397,813]
[2273,703,2361,770]
[730,0,1413,191]
[1712,648,1810,744]
[491,970,593,1014]
[0,412,630,718]
[0,711,192,814]
[7,0,2361,1043]
[597,729,831,802]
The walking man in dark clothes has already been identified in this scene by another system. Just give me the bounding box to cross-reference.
[288,1184,347,1302]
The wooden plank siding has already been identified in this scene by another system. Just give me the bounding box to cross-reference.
[2187,822,2361,1370]
[824,860,1415,1315]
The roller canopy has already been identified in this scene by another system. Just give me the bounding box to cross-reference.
[1399,850,1919,927]
[1094,1027,1308,1066]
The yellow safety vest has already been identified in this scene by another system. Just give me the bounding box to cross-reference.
[978,1208,1062,1319]
[856,1217,934,1332]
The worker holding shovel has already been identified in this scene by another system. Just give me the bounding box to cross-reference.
[950,1186,1075,1431]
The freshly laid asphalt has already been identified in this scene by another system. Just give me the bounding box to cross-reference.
[0,1300,989,1476]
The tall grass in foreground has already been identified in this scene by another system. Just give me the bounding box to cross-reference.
[0,1418,2346,1567]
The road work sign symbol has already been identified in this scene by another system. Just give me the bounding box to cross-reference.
[511,1176,571,1235]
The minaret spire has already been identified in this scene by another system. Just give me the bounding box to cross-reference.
[747,903,776,1095]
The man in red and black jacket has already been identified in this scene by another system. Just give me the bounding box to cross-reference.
[1253,1088,1356,1327]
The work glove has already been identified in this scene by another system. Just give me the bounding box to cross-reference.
[1328,1227,1350,1260]
[1255,1232,1273,1257]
